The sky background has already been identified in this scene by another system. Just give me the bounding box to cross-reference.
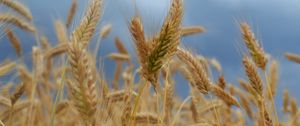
[1,0,300,114]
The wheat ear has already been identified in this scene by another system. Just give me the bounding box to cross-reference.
[0,61,16,77]
[211,85,239,107]
[68,42,97,121]
[242,56,263,97]
[282,89,289,113]
[177,47,212,94]
[5,28,22,56]
[285,52,300,64]
[70,0,102,47]
[10,83,26,106]
[0,13,35,32]
[66,0,77,28]
[146,0,183,88]
[55,20,68,43]
[0,0,33,21]
[181,26,205,36]
[240,22,267,70]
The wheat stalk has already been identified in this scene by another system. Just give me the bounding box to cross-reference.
[267,60,278,100]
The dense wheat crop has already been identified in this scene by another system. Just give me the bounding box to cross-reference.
[1,0,300,126]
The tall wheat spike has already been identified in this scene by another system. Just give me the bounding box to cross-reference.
[66,0,102,123]
[67,41,97,121]
[240,22,268,70]
[146,0,183,86]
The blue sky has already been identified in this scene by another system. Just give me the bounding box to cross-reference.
[1,0,300,111]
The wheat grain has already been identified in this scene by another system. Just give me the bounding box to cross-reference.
[100,23,112,39]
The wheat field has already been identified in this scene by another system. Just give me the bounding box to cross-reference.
[0,0,300,126]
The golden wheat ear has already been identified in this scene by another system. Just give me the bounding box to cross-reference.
[242,56,263,97]
[66,0,77,28]
[70,0,102,47]
[211,85,239,107]
[0,0,33,21]
[0,13,35,32]
[67,42,98,121]
[142,0,184,92]
[177,47,212,94]
[66,0,102,124]
[55,20,68,43]
[181,26,205,36]
[5,28,22,56]
[285,52,300,64]
[0,60,16,77]
[10,83,26,106]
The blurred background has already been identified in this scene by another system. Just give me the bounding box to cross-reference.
[1,0,300,115]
